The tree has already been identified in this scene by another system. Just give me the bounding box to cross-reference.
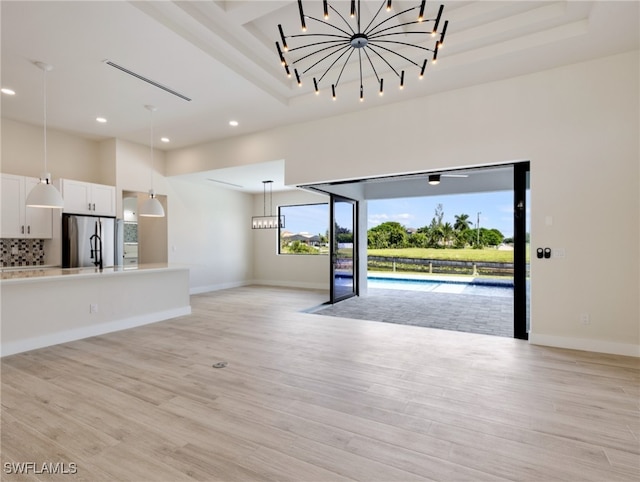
[367,221,408,249]
[485,228,504,246]
[288,240,317,254]
[441,222,455,247]
[335,223,353,243]
[454,213,472,232]
[408,231,428,248]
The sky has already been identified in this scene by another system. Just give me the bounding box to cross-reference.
[368,191,516,238]
[282,190,523,239]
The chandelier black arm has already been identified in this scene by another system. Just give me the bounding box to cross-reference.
[362,47,382,83]
[320,46,356,86]
[362,0,388,35]
[365,44,404,76]
[371,39,436,54]
[368,19,440,39]
[367,43,421,69]
[306,14,354,37]
[358,48,363,93]
[288,33,351,41]
[286,37,350,55]
[327,3,357,36]
[363,5,418,37]
[300,43,352,79]
[368,30,439,43]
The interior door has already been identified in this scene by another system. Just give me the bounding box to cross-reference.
[330,195,358,303]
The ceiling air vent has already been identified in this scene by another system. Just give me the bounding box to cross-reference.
[103,60,191,102]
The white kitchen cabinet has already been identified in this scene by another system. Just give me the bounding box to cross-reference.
[58,179,116,216]
[1,173,53,239]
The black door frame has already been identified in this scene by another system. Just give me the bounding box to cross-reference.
[513,161,530,340]
[330,194,359,303]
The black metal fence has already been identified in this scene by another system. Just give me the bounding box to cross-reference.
[367,256,514,277]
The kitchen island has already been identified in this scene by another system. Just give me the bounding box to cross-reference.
[1,264,191,356]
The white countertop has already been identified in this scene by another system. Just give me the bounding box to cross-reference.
[1,264,187,284]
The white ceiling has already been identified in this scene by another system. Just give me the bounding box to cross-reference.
[1,1,638,194]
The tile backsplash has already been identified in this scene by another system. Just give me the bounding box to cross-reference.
[123,222,138,243]
[0,239,46,267]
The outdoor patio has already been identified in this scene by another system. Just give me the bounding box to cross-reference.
[311,278,514,338]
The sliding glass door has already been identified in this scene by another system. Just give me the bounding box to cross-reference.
[514,161,530,339]
[330,195,358,303]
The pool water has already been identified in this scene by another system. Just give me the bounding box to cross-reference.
[368,276,513,298]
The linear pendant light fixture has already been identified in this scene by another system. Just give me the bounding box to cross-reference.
[276,0,448,101]
[139,105,165,217]
[26,61,64,209]
[252,180,285,229]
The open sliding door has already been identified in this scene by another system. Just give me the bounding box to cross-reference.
[514,161,530,339]
[330,195,358,303]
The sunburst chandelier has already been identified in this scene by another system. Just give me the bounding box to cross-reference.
[276,0,448,101]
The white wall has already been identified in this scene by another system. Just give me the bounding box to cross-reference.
[166,51,640,356]
[167,177,254,294]
[252,188,329,290]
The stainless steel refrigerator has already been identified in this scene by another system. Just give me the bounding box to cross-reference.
[62,214,119,269]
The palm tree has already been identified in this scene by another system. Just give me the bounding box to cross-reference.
[454,213,472,231]
[441,222,455,247]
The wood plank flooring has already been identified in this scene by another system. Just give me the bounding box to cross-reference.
[1,285,639,481]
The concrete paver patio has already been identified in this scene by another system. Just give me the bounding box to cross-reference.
[312,279,514,338]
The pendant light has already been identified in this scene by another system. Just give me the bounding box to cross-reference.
[25,61,64,209]
[251,180,285,229]
[139,104,165,217]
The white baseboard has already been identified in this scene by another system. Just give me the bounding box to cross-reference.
[1,306,192,357]
[189,280,249,295]
[251,279,329,291]
[529,333,640,357]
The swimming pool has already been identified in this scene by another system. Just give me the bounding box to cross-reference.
[368,275,513,298]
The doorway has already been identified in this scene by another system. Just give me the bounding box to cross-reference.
[122,190,168,265]
[305,162,530,339]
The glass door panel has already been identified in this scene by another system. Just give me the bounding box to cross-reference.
[331,195,357,303]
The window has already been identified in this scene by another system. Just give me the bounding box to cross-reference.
[278,203,329,255]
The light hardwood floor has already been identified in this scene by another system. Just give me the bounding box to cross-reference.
[1,285,639,481]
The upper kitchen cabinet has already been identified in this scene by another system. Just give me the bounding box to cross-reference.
[58,179,116,216]
[1,174,53,239]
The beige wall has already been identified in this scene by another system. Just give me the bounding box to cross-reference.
[166,177,254,293]
[167,51,640,356]
[1,118,102,182]
[252,189,329,290]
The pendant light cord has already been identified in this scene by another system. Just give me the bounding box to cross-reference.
[149,109,154,192]
[263,182,267,216]
[43,66,48,178]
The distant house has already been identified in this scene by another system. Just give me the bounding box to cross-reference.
[281,232,322,246]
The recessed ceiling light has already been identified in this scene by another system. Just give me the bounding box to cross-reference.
[1,88,16,95]
[229,120,239,127]
[96,117,107,123]
[160,137,170,143]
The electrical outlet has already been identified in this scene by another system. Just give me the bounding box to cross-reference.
[90,304,98,314]
[580,313,590,325]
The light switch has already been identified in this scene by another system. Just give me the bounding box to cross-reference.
[545,216,553,226]
[553,248,565,259]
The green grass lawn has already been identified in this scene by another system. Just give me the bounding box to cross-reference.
[368,247,529,263]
